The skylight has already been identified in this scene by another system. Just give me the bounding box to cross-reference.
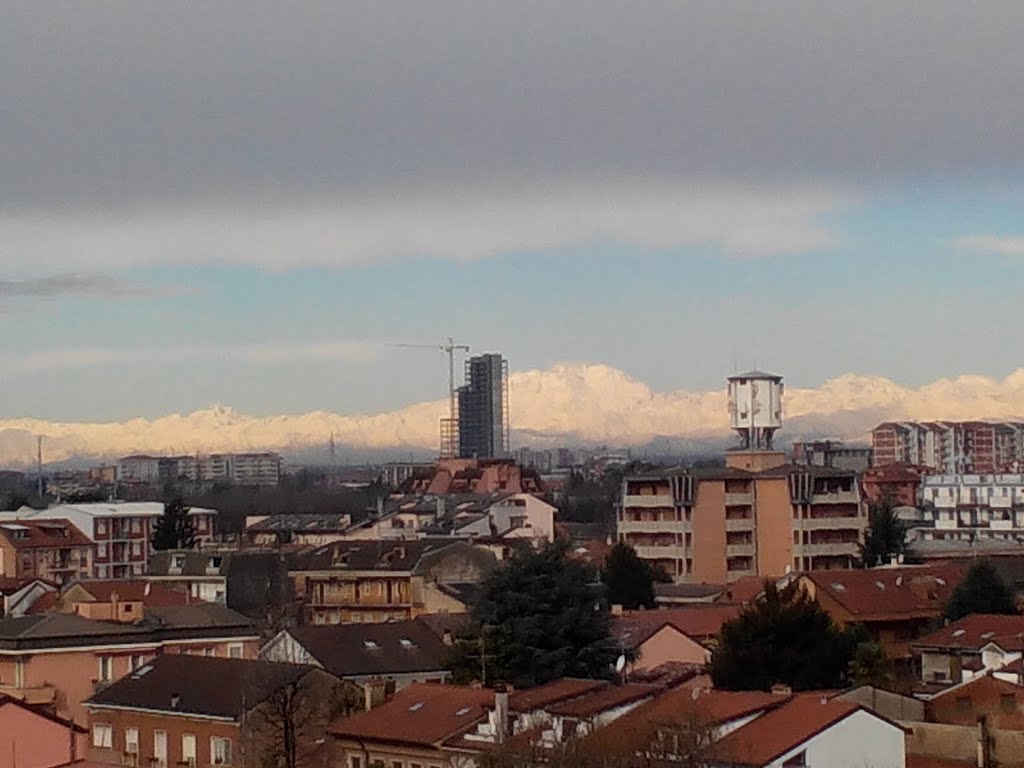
[952,630,966,637]
[456,707,472,716]
[399,638,415,649]
[409,702,424,712]
[831,583,846,591]
[363,640,379,650]
[982,632,995,639]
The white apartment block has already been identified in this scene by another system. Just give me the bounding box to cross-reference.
[917,473,1024,542]
[116,452,282,487]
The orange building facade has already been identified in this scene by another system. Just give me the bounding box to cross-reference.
[619,451,866,583]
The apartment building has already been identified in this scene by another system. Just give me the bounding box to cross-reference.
[916,472,1024,543]
[0,519,94,584]
[84,655,348,768]
[618,451,866,583]
[0,503,218,577]
[289,539,496,625]
[118,452,282,488]
[0,603,259,723]
[872,421,1024,474]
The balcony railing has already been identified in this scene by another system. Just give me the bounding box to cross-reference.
[621,495,675,509]
[724,493,754,506]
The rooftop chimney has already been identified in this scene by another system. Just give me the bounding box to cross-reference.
[493,684,509,744]
[170,693,181,710]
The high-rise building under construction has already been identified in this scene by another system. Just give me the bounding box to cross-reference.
[457,353,509,459]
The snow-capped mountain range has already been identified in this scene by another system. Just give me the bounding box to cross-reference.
[5,363,1024,467]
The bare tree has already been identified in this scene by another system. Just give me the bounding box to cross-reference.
[243,672,362,768]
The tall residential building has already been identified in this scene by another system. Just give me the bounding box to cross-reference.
[872,421,1024,474]
[618,371,867,582]
[457,353,509,459]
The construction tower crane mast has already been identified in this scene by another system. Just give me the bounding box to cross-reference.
[393,337,470,457]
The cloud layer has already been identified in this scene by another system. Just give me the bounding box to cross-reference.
[6,363,1024,466]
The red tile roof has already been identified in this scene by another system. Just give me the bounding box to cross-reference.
[68,580,190,606]
[545,683,660,718]
[708,694,864,767]
[915,614,1024,652]
[26,591,59,614]
[0,519,92,549]
[803,563,967,620]
[579,687,789,760]
[614,606,740,646]
[717,576,770,605]
[928,671,1024,704]
[329,683,493,748]
[508,678,605,712]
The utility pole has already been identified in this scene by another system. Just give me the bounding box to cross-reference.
[36,435,43,500]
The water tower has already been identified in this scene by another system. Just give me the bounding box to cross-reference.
[727,370,784,450]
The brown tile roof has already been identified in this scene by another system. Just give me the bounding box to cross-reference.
[578,687,788,760]
[717,576,770,605]
[508,679,607,712]
[545,682,660,718]
[708,694,864,767]
[26,591,59,614]
[613,605,740,646]
[67,580,190,606]
[915,614,1024,652]
[803,563,967,620]
[85,654,313,719]
[286,619,449,678]
[929,671,1024,704]
[0,519,92,549]
[329,683,493,748]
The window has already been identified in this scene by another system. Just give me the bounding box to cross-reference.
[782,750,807,767]
[131,518,141,534]
[131,541,142,557]
[182,734,196,767]
[228,643,244,659]
[125,728,140,754]
[171,555,186,571]
[98,655,114,682]
[93,724,113,749]
[1001,693,1016,713]
[98,543,108,558]
[153,731,167,768]
[14,659,25,688]
[392,761,404,768]
[97,520,107,536]
[349,756,363,768]
[211,737,232,766]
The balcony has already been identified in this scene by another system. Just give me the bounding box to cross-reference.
[617,519,686,533]
[810,491,860,505]
[622,495,675,509]
[803,542,858,556]
[726,544,755,557]
[800,517,862,530]
[633,545,685,560]
[0,682,58,706]
[724,493,754,506]
[725,519,754,531]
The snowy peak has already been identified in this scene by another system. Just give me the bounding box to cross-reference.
[4,363,1024,466]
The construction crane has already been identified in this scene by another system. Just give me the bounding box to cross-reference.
[393,338,471,455]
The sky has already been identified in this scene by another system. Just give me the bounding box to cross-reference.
[3,1,1024,423]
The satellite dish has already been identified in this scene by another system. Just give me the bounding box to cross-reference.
[615,655,626,673]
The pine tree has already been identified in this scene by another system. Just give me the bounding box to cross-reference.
[859,497,906,567]
[711,581,859,691]
[151,497,198,551]
[602,541,660,610]
[447,540,618,688]
[945,559,1017,621]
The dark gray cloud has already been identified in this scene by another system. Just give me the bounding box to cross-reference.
[0,273,169,298]
[1,1,1023,213]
